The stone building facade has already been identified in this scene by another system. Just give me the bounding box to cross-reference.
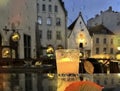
[36,0,67,56]
[0,0,37,59]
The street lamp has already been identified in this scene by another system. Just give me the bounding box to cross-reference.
[46,45,54,58]
[1,25,20,59]
[11,32,20,42]
[3,26,20,42]
[115,47,120,61]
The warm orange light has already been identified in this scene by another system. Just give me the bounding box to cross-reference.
[76,33,86,46]
[46,46,54,53]
[55,49,79,74]
[11,32,20,42]
[117,47,120,50]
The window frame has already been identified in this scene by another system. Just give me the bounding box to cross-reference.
[47,30,52,40]
[47,17,52,25]
[56,18,61,26]
[55,5,58,12]
[56,31,61,40]
[96,38,99,44]
[42,4,46,11]
[48,4,52,12]
[38,16,42,25]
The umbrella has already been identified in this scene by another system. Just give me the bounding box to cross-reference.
[64,81,103,91]
[84,61,94,74]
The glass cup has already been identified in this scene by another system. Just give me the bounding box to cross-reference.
[55,49,80,74]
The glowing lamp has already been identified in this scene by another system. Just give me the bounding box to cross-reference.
[11,32,20,42]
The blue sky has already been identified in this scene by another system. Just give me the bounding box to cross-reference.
[63,0,120,26]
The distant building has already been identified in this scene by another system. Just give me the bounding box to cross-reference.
[36,0,67,57]
[68,12,91,57]
[89,24,116,57]
[87,6,120,34]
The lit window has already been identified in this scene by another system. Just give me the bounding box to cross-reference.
[38,16,42,24]
[47,17,52,25]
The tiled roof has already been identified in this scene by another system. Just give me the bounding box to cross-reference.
[88,24,114,36]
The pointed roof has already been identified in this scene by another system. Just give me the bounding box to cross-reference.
[68,12,90,38]
[68,12,85,30]
[88,24,114,36]
[68,17,78,30]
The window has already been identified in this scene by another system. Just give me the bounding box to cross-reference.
[56,31,61,40]
[24,34,31,58]
[37,3,39,13]
[39,30,42,39]
[55,5,58,12]
[38,16,42,24]
[25,74,32,91]
[48,5,52,12]
[96,80,100,84]
[111,39,113,44]
[110,48,113,54]
[103,38,106,44]
[103,48,106,53]
[96,38,99,43]
[104,79,107,85]
[111,78,114,84]
[56,18,61,25]
[42,4,46,11]
[47,30,52,40]
[47,17,52,25]
[96,48,99,54]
